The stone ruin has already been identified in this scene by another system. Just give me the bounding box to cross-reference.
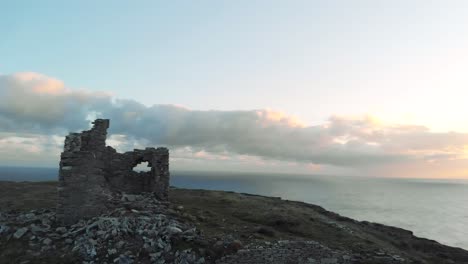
[57,119,169,225]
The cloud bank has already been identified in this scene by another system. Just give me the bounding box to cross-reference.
[1,72,468,176]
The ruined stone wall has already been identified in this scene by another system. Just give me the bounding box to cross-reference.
[57,119,169,225]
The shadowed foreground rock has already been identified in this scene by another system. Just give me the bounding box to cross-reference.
[0,190,399,264]
[2,182,468,264]
[0,192,205,264]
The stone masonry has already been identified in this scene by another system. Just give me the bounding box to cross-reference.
[57,119,169,225]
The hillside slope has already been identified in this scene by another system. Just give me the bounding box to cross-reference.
[0,181,467,264]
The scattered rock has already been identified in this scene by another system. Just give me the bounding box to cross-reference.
[166,226,183,235]
[55,226,67,233]
[114,255,133,264]
[43,238,52,245]
[0,224,9,234]
[0,193,205,264]
[30,223,49,234]
[121,194,143,202]
[13,227,28,239]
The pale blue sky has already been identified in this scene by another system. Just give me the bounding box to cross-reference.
[2,1,468,130]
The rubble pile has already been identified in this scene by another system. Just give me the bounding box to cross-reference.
[0,190,408,264]
[0,193,205,264]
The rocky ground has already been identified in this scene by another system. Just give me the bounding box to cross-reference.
[1,181,468,264]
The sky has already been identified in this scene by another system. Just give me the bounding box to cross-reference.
[1,1,468,178]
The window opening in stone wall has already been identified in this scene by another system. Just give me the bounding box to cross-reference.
[133,161,151,172]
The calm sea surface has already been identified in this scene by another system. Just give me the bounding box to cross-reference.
[2,167,468,250]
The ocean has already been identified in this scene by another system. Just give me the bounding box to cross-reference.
[1,167,468,250]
